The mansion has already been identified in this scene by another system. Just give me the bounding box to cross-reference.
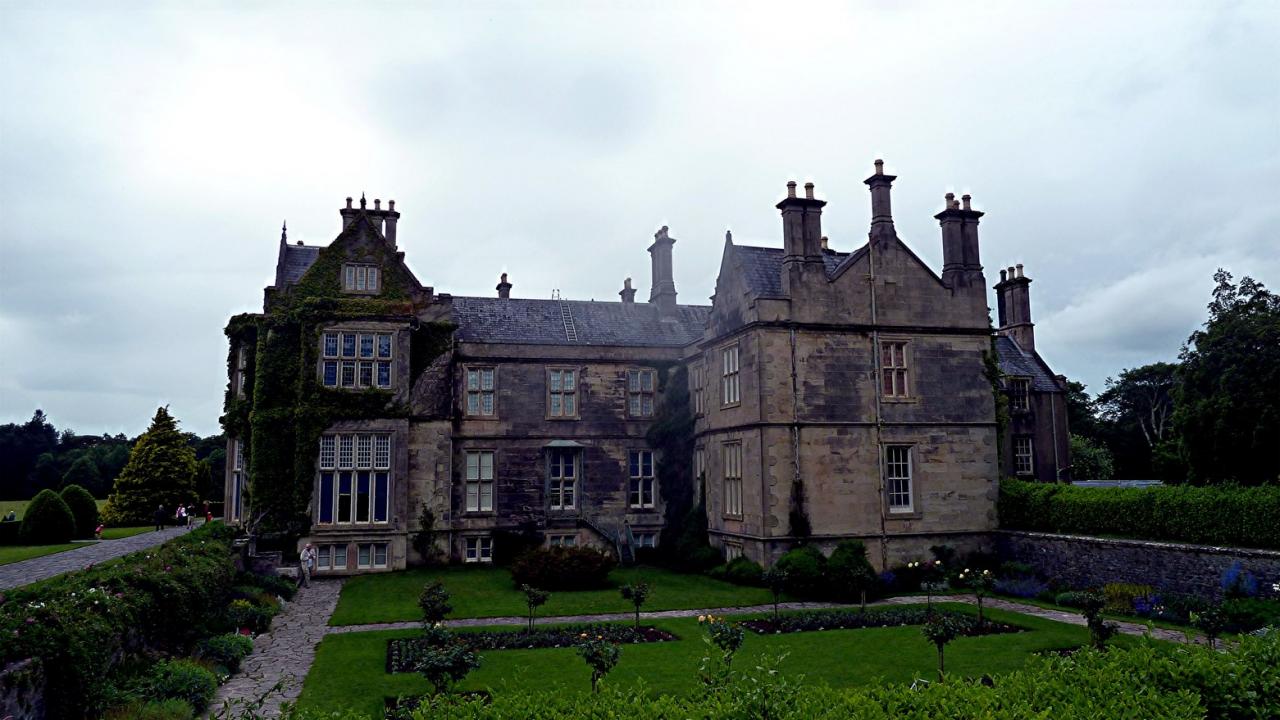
[223,161,1069,573]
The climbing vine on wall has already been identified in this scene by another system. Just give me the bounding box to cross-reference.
[647,364,710,560]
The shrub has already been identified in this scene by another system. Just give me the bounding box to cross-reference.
[1080,592,1119,650]
[510,546,617,591]
[0,518,21,545]
[723,557,764,586]
[999,478,1280,549]
[774,545,827,599]
[419,581,453,624]
[415,637,481,696]
[1102,583,1155,615]
[150,659,218,712]
[921,613,963,681]
[1222,598,1280,633]
[226,599,274,633]
[388,623,675,669]
[620,582,650,629]
[18,488,77,544]
[994,576,1049,599]
[828,540,878,606]
[60,483,100,539]
[698,614,745,667]
[105,699,195,720]
[521,584,549,631]
[681,544,724,572]
[198,632,254,673]
[1055,591,1093,609]
[238,569,298,601]
[576,635,620,693]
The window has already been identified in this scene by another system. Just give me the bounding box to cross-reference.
[633,532,656,549]
[547,368,578,418]
[465,536,493,563]
[320,544,347,570]
[725,543,743,561]
[722,442,743,517]
[1014,436,1034,475]
[317,545,330,570]
[694,447,706,491]
[1009,377,1031,412]
[235,346,248,397]
[629,450,655,508]
[885,445,913,513]
[466,367,496,416]
[692,363,705,415]
[881,341,909,398]
[465,451,494,513]
[230,439,244,521]
[317,433,392,525]
[627,369,655,417]
[322,332,392,389]
[343,264,380,294]
[357,543,388,569]
[721,345,740,406]
[548,449,577,510]
[549,535,576,548]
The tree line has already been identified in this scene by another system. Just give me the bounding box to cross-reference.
[1065,270,1279,485]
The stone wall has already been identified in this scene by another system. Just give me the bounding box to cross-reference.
[997,530,1280,599]
[0,658,45,720]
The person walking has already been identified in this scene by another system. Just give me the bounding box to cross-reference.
[176,504,187,528]
[204,500,212,524]
[299,543,318,589]
[153,504,166,531]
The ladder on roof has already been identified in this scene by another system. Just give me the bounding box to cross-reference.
[559,299,578,343]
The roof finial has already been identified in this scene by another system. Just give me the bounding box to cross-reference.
[281,220,287,243]
[360,192,366,209]
[725,229,733,243]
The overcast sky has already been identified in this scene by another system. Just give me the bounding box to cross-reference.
[1,1,1277,437]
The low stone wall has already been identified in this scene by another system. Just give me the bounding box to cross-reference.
[997,530,1280,599]
[0,658,45,720]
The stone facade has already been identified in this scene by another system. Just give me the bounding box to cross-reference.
[224,164,1070,573]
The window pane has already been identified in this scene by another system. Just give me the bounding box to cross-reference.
[368,268,379,292]
[356,435,372,468]
[319,435,335,468]
[480,481,493,511]
[377,361,391,387]
[359,544,371,567]
[481,369,494,390]
[359,334,374,358]
[345,265,355,290]
[629,452,639,477]
[338,473,352,522]
[319,472,334,523]
[358,362,372,387]
[332,545,346,569]
[323,361,338,387]
[377,334,392,358]
[374,472,388,522]
[467,370,478,390]
[550,395,561,415]
[342,333,356,357]
[480,452,492,478]
[467,394,479,415]
[356,472,370,522]
[466,452,479,479]
[630,396,641,416]
[339,435,354,468]
[564,370,574,385]
[642,395,653,416]
[318,545,330,569]
[375,543,387,566]
[341,361,356,387]
[482,394,494,415]
[374,434,390,468]
[549,371,562,392]
[356,266,367,291]
[324,333,339,357]
[641,371,653,391]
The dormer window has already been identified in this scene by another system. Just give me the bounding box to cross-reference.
[343,264,380,294]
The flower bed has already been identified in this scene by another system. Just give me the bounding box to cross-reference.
[740,607,1022,636]
[387,624,678,673]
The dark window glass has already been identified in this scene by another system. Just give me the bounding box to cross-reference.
[319,472,334,523]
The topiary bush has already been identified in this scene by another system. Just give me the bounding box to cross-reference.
[149,659,218,713]
[510,546,618,591]
[197,632,254,673]
[60,483,100,539]
[774,545,828,599]
[723,557,764,586]
[19,488,77,544]
[827,540,878,605]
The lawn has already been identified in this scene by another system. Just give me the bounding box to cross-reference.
[0,498,110,520]
[0,543,83,565]
[331,565,782,625]
[301,604,1129,717]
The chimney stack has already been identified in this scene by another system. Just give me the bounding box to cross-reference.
[935,189,985,290]
[777,179,826,296]
[863,159,896,241]
[384,199,399,248]
[994,263,1036,351]
[496,272,512,299]
[648,226,678,315]
[619,277,636,303]
[340,196,358,228]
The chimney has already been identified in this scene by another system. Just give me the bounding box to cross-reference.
[936,190,985,290]
[863,159,896,242]
[648,225,678,314]
[994,263,1035,351]
[777,179,826,296]
[384,199,399,247]
[496,272,512,299]
[619,277,636,303]
[340,196,358,229]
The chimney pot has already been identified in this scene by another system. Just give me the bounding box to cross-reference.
[496,272,513,299]
[820,236,829,250]
[804,182,815,199]
[619,276,637,304]
[945,192,955,206]
[874,159,884,175]
[962,194,972,211]
[375,199,382,210]
[1016,263,1024,278]
[388,200,395,211]
[787,181,797,198]
[1000,269,1007,281]
[346,197,353,209]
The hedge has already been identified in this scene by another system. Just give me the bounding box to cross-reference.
[999,478,1280,550]
[19,488,76,544]
[0,522,240,719]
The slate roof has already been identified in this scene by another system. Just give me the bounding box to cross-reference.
[451,296,709,347]
[733,245,858,297]
[276,244,321,286]
[995,335,1063,392]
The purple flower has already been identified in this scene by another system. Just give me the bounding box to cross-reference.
[25,617,35,624]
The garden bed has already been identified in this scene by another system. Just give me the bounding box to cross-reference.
[387,624,679,672]
[740,607,1022,637]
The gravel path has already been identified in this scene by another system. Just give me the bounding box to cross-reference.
[0,523,200,590]
[211,579,344,718]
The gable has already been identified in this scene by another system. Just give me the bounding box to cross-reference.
[279,212,429,309]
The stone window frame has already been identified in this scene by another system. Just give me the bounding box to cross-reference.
[628,449,657,509]
[356,542,389,569]
[316,543,348,571]
[547,447,579,511]
[1014,435,1035,475]
[341,263,381,295]
[883,443,921,518]
[229,438,244,522]
[720,343,741,408]
[316,432,393,526]
[722,441,744,518]
[633,532,657,549]
[691,362,706,416]
[320,329,394,391]
[694,446,706,498]
[1008,377,1032,412]
[724,542,743,561]
[546,366,580,420]
[464,535,493,563]
[235,345,248,398]
[879,337,914,402]
[548,534,577,548]
[626,367,656,418]
[463,449,496,514]
[464,366,497,417]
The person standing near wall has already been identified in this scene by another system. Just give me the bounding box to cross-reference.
[299,543,317,588]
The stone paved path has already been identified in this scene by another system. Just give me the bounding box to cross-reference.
[211,579,344,718]
[328,594,1205,645]
[0,523,200,590]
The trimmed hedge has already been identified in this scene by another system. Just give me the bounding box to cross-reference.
[0,522,240,719]
[999,478,1280,549]
[509,546,617,591]
[60,483,100,539]
[19,488,76,544]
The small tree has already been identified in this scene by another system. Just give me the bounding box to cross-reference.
[620,582,651,630]
[829,540,878,611]
[59,483,99,539]
[909,560,945,611]
[522,584,550,632]
[415,641,481,696]
[576,634,620,693]
[762,567,788,621]
[1081,592,1119,650]
[1190,605,1227,650]
[19,489,76,544]
[699,614,745,668]
[60,456,102,496]
[921,613,961,681]
[419,581,453,627]
[104,406,198,525]
[958,568,995,626]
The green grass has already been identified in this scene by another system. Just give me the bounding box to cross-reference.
[301,603,1134,717]
[0,498,109,520]
[331,565,781,626]
[0,543,83,565]
[99,526,152,540]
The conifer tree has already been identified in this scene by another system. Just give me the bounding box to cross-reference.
[104,406,198,525]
